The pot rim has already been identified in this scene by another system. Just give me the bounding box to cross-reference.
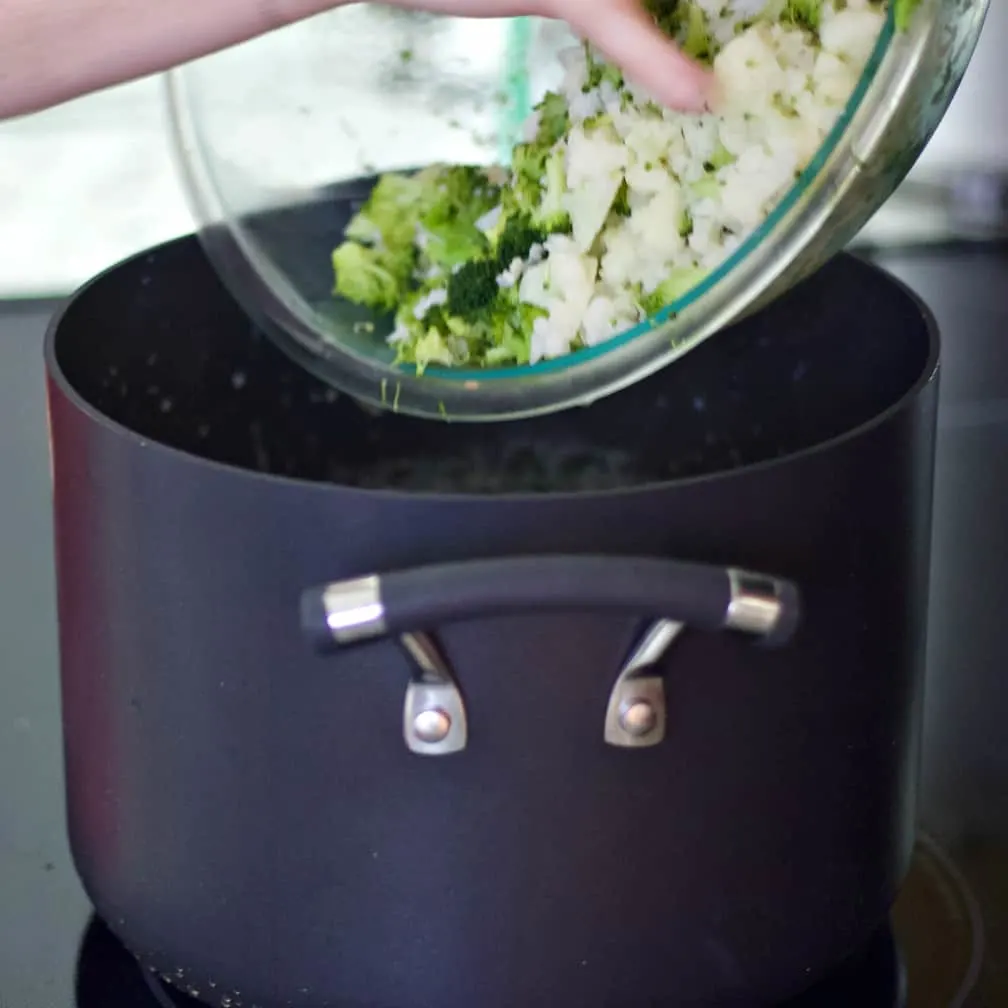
[43,239,940,506]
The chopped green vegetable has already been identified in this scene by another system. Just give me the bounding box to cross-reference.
[643,0,688,41]
[412,329,455,374]
[640,266,711,315]
[531,148,571,233]
[505,142,548,216]
[707,141,737,171]
[585,46,626,91]
[495,216,547,265]
[691,176,722,201]
[330,171,430,310]
[535,92,571,147]
[331,242,408,314]
[681,3,714,61]
[612,180,632,218]
[446,260,500,319]
[781,0,825,35]
[347,173,425,250]
[417,165,500,269]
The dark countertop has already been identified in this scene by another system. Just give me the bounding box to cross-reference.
[0,242,1006,1007]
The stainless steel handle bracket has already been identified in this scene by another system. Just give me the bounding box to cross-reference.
[724,568,786,637]
[604,620,684,749]
[321,576,386,645]
[400,632,468,757]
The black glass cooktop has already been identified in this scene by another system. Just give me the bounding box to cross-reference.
[1,241,1006,1008]
[74,916,908,1008]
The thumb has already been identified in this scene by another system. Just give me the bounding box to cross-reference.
[562,0,713,112]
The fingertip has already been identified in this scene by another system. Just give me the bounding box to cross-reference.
[666,64,715,113]
[701,72,724,114]
[641,55,713,113]
[578,2,717,113]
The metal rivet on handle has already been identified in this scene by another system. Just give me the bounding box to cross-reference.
[619,699,658,738]
[412,708,452,745]
[400,633,468,756]
[604,620,683,749]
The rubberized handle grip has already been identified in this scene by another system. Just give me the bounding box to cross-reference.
[301,555,800,651]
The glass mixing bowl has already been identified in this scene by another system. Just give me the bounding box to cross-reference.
[166,0,988,421]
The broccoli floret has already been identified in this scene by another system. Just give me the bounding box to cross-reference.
[508,90,574,222]
[446,259,501,319]
[495,216,547,266]
[506,142,549,216]
[422,166,500,220]
[534,92,571,148]
[503,178,544,220]
[392,319,463,373]
[412,328,455,373]
[482,322,531,365]
[334,170,428,307]
[331,242,408,313]
[511,142,548,179]
[417,165,500,269]
[477,303,546,366]
[350,172,426,251]
[343,214,382,246]
[478,206,507,251]
[422,225,489,270]
[530,147,571,234]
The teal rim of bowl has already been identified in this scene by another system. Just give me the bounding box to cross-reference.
[498,15,534,163]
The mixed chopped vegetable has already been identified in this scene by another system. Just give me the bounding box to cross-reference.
[332,0,900,372]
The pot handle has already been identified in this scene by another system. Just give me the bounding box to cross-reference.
[300,556,800,651]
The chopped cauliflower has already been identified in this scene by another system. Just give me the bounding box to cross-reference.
[331,0,896,370]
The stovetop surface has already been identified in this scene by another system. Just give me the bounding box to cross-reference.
[0,240,1006,1008]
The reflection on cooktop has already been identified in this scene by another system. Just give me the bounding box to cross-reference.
[180,929,902,1008]
[75,916,905,1008]
[78,917,906,1008]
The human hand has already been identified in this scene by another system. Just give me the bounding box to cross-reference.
[2,0,713,120]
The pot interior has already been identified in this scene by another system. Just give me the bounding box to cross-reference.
[50,236,936,494]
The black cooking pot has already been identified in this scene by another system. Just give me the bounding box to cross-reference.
[45,230,938,1008]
